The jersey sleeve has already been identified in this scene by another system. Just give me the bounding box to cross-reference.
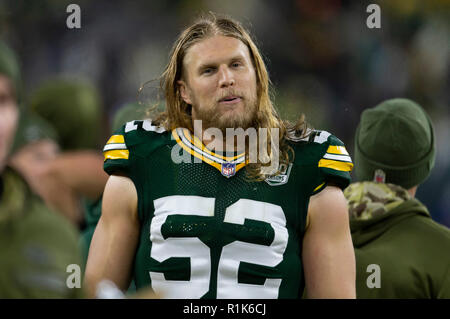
[312,132,353,194]
[103,125,130,176]
[103,119,169,176]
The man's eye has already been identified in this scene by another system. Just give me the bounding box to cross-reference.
[202,68,214,75]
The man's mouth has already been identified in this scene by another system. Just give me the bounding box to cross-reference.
[219,96,242,104]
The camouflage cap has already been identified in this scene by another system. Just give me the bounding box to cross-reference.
[354,98,435,189]
[10,111,59,155]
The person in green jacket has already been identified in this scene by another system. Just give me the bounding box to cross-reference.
[79,102,148,269]
[79,102,148,297]
[28,77,107,227]
[345,98,450,298]
[0,40,83,298]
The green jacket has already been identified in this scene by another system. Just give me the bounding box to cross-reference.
[0,167,83,298]
[79,196,102,270]
[345,182,450,298]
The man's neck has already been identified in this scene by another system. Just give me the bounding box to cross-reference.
[407,185,418,198]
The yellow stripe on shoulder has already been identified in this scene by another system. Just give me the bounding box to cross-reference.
[326,145,349,155]
[318,158,353,172]
[106,135,125,145]
[313,182,326,193]
[104,149,129,161]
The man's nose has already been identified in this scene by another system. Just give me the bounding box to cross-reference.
[218,65,235,88]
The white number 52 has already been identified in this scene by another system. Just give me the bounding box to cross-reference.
[149,195,288,299]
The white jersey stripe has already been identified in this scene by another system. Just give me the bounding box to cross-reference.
[323,153,352,163]
[103,143,127,152]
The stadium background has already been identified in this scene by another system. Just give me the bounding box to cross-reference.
[1,0,449,226]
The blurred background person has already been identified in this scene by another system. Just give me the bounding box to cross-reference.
[8,111,59,210]
[0,41,20,173]
[79,101,148,271]
[75,102,150,297]
[344,98,450,298]
[0,40,82,298]
[18,76,152,274]
[26,77,107,227]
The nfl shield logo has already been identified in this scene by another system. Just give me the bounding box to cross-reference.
[221,163,236,178]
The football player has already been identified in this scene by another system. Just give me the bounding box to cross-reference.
[85,13,356,299]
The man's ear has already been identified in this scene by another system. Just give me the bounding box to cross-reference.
[177,80,192,105]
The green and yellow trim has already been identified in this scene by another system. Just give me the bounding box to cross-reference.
[172,128,248,175]
[106,135,125,144]
[313,182,326,193]
[326,145,349,155]
[318,158,353,172]
[104,149,129,161]
[103,134,129,161]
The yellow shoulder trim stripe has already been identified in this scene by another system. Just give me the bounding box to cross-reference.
[326,145,349,155]
[107,135,125,144]
[318,159,353,172]
[104,149,129,161]
[313,182,326,192]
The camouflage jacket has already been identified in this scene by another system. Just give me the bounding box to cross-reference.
[344,181,450,298]
[0,167,83,298]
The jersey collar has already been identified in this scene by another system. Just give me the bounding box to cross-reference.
[172,128,248,178]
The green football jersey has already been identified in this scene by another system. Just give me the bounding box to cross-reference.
[103,120,353,299]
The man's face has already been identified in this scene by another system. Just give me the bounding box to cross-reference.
[0,75,19,172]
[178,35,258,132]
[9,139,59,195]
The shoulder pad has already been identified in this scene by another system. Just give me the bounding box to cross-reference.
[291,129,331,144]
[291,129,353,173]
[124,119,166,134]
[103,120,170,175]
[290,130,353,193]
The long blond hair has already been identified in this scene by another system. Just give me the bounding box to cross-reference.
[152,12,308,179]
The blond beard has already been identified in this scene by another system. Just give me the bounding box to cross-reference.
[192,97,258,133]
